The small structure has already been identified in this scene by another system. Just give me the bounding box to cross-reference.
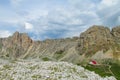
[89,60,97,65]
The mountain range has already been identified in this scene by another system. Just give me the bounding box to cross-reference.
[0,25,120,64]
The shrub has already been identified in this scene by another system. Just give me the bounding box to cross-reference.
[42,57,50,61]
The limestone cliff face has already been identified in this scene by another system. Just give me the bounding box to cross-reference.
[78,25,114,56]
[111,26,120,43]
[0,31,33,58]
[0,25,120,61]
[77,25,120,60]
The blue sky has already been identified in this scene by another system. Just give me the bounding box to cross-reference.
[0,0,120,40]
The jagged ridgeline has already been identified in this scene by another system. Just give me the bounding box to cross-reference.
[0,25,120,63]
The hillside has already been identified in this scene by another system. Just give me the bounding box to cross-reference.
[0,25,120,80]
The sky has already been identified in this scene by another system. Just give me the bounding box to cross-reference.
[0,0,120,40]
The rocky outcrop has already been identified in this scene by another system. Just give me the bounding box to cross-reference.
[111,26,120,43]
[12,31,33,49]
[76,25,120,60]
[0,31,33,58]
[77,25,115,56]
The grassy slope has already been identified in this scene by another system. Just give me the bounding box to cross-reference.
[83,62,120,80]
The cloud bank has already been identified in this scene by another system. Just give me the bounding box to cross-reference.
[0,0,120,40]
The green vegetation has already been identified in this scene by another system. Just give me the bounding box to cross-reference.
[110,63,120,80]
[29,65,38,70]
[42,57,51,61]
[84,65,112,77]
[53,67,58,72]
[54,50,65,59]
[32,75,41,79]
[83,60,120,80]
[0,43,2,49]
[6,54,9,57]
[3,64,11,70]
[55,50,64,54]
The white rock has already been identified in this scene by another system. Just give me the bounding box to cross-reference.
[0,59,117,80]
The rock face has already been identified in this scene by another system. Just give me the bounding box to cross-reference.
[78,25,114,56]
[0,31,33,58]
[111,26,120,43]
[12,31,33,49]
[0,25,120,61]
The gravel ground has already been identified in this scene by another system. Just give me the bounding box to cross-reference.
[0,59,116,80]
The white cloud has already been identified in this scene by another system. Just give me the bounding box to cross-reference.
[24,22,33,30]
[68,0,96,11]
[4,0,120,40]
[97,0,120,27]
[25,10,48,21]
[10,0,24,6]
[15,1,101,40]
[0,30,12,38]
[100,0,119,7]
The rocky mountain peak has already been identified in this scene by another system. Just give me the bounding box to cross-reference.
[12,31,32,44]
[78,25,114,55]
[13,31,19,37]
[0,32,33,58]
[12,31,32,42]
